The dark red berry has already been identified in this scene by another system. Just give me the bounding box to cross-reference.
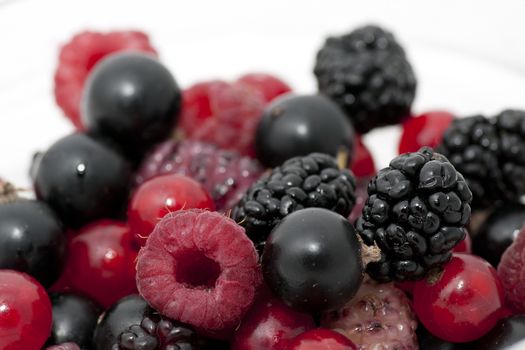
[237,73,292,103]
[398,111,454,154]
[232,293,316,350]
[0,270,52,350]
[350,136,376,178]
[136,209,261,337]
[64,221,138,308]
[54,30,157,129]
[453,231,472,254]
[413,253,506,343]
[286,329,357,350]
[498,224,525,313]
[128,174,215,246]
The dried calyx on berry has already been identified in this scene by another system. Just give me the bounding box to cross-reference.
[437,110,525,209]
[0,180,19,203]
[357,147,472,282]
[232,153,357,247]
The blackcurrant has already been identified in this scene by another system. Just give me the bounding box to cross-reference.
[473,202,525,267]
[33,133,132,228]
[46,293,102,349]
[416,325,463,350]
[0,199,65,287]
[255,94,355,167]
[262,208,363,314]
[82,52,181,159]
[470,315,525,350]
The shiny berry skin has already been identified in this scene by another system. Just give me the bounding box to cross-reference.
[286,329,357,350]
[262,208,363,314]
[0,200,66,287]
[398,111,455,154]
[82,52,181,159]
[350,136,376,178]
[470,315,525,350]
[413,253,506,343]
[64,220,138,308]
[46,293,101,349]
[33,133,132,228]
[232,294,316,350]
[128,174,215,246]
[255,94,355,168]
[0,270,52,350]
[237,73,292,103]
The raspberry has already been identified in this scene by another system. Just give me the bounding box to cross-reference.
[179,80,266,155]
[45,343,81,350]
[136,209,262,337]
[321,277,418,350]
[498,224,525,313]
[135,140,264,210]
[54,30,157,129]
[237,73,292,102]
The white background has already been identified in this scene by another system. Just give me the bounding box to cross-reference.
[2,0,525,188]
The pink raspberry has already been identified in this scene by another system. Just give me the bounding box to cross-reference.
[498,224,525,313]
[136,209,262,337]
[54,30,157,129]
[237,73,292,103]
[179,80,266,156]
[135,139,264,210]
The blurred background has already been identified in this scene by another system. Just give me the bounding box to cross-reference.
[2,0,525,186]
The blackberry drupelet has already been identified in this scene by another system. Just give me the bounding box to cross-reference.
[356,147,472,282]
[314,25,416,134]
[232,153,356,246]
[438,110,525,209]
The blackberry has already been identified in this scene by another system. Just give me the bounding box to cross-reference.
[356,147,472,282]
[232,153,356,246]
[438,110,525,209]
[314,25,416,133]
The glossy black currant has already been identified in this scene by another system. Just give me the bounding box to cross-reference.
[470,315,525,350]
[82,52,181,159]
[47,293,102,349]
[0,199,65,287]
[33,133,132,228]
[262,208,363,314]
[255,94,355,168]
[473,202,525,267]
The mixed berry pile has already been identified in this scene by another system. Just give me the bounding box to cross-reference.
[3,24,525,350]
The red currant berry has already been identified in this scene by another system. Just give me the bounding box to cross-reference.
[237,73,292,103]
[0,270,52,350]
[350,136,376,178]
[413,253,506,343]
[65,221,138,308]
[286,329,357,350]
[453,231,472,254]
[128,174,214,246]
[398,111,454,154]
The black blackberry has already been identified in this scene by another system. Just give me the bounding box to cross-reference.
[314,25,416,134]
[232,153,356,246]
[438,110,525,209]
[356,147,472,282]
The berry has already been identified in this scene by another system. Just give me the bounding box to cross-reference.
[46,293,102,349]
[286,329,357,350]
[82,52,181,159]
[136,209,261,336]
[356,147,472,282]
[46,343,81,350]
[179,80,266,156]
[255,94,355,168]
[473,202,525,266]
[347,176,371,224]
[350,137,376,178]
[128,174,215,246]
[498,224,525,313]
[314,25,416,133]
[0,199,66,287]
[232,153,356,246]
[321,277,418,350]
[33,133,131,228]
[398,111,455,154]
[0,270,52,350]
[416,325,462,350]
[470,315,525,350]
[135,139,264,210]
[413,253,506,343]
[452,231,472,254]
[237,73,292,102]
[54,30,157,129]
[231,293,316,350]
[437,110,525,209]
[64,220,138,308]
[262,208,364,314]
